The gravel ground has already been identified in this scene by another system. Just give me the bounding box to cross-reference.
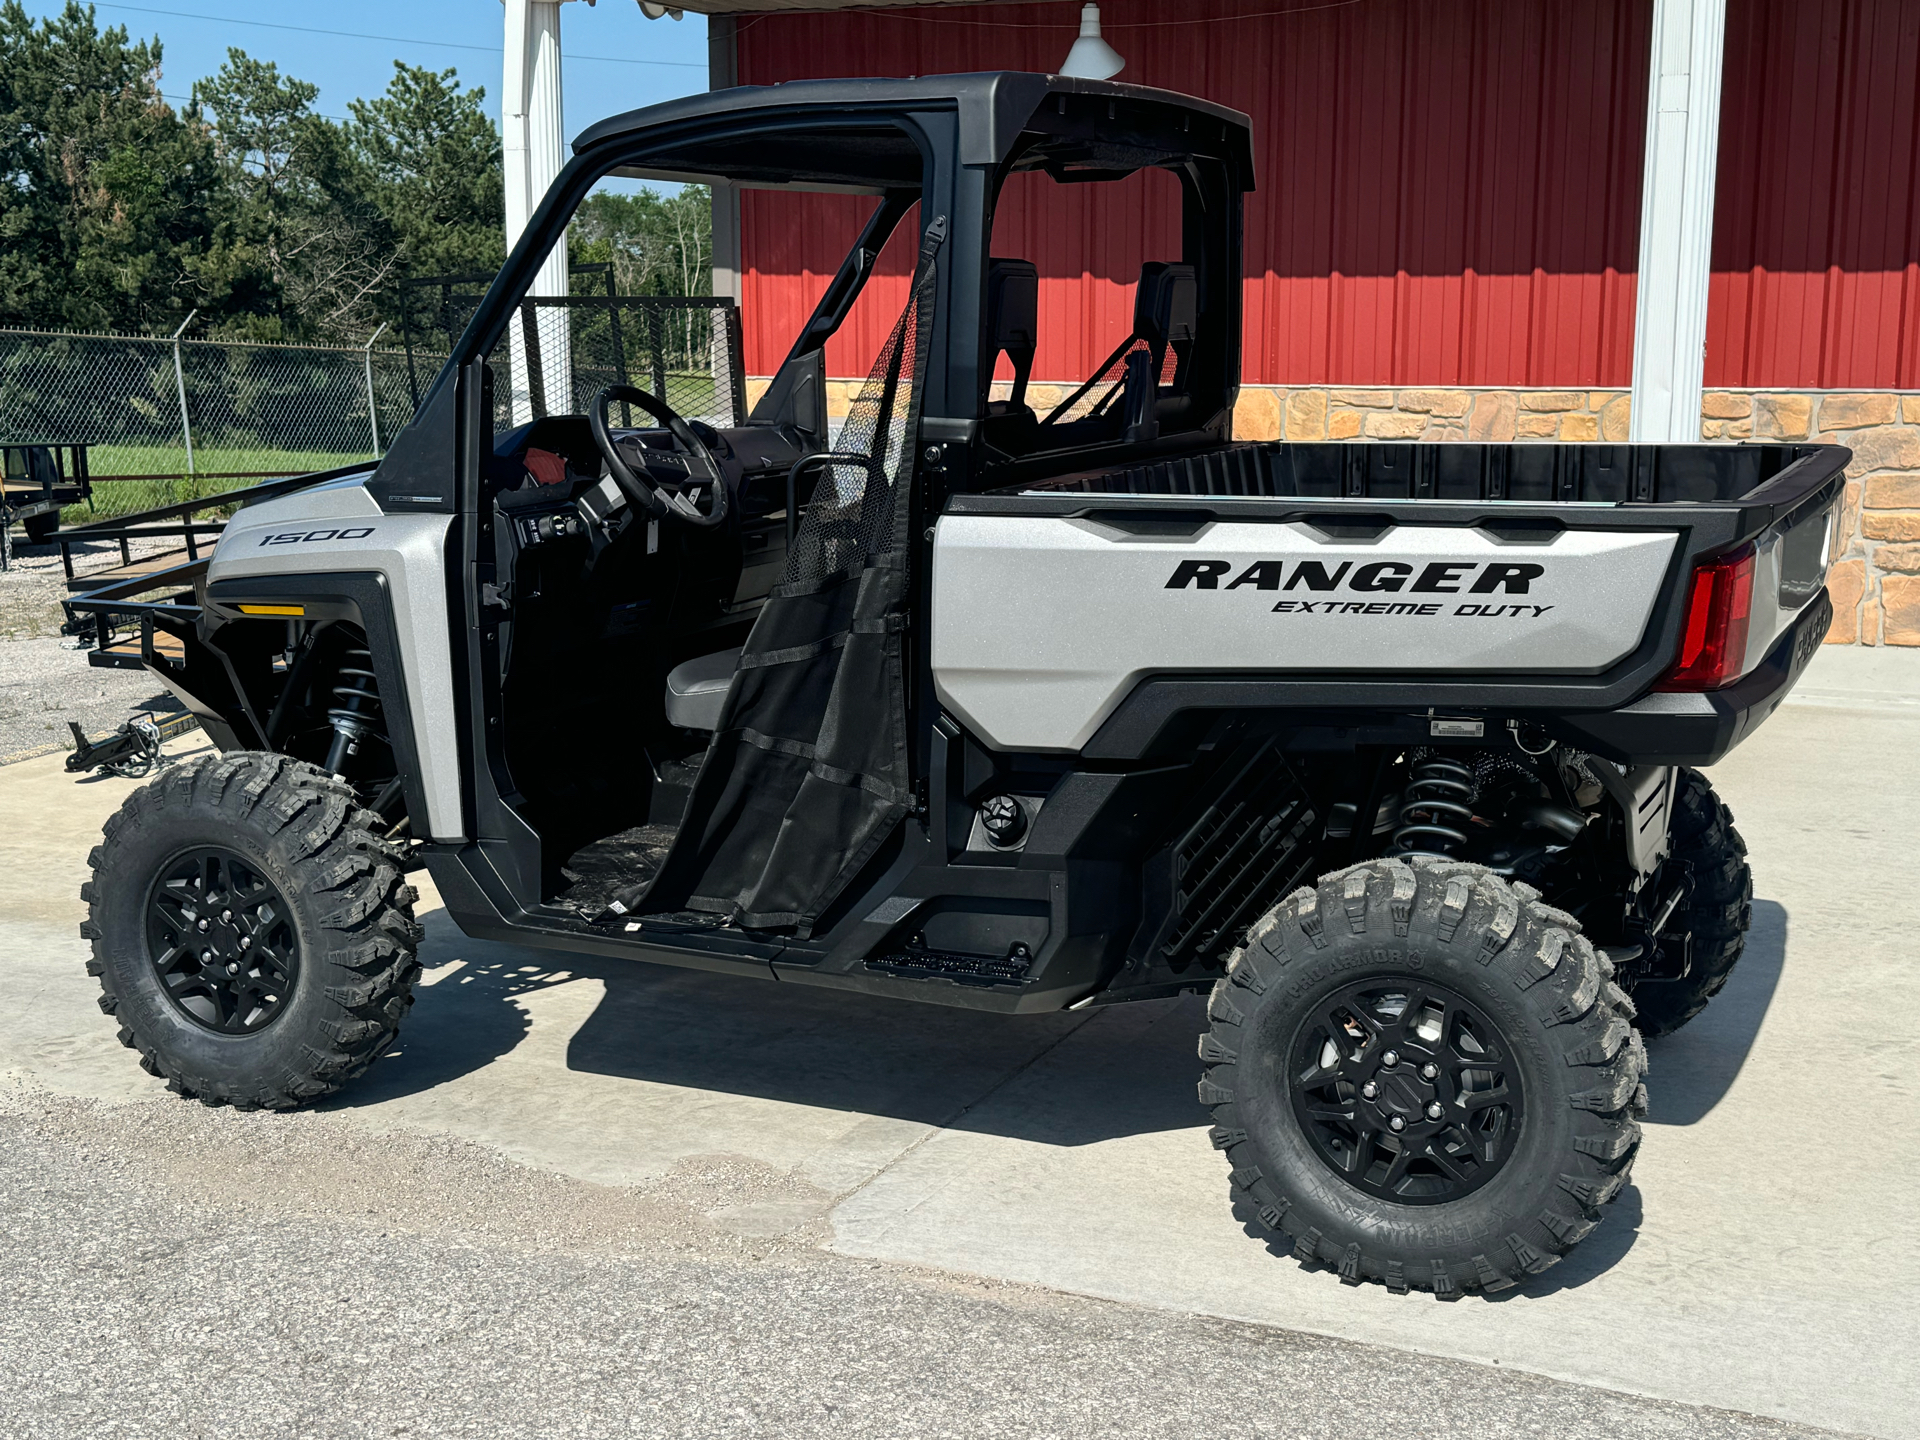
[0,538,190,763]
[0,1086,1843,1440]
[0,536,186,641]
[0,635,185,763]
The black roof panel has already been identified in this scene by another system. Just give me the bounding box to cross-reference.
[573,72,1253,187]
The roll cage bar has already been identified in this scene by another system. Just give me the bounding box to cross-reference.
[365,72,1255,515]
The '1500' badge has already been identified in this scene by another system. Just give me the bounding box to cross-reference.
[257,527,375,545]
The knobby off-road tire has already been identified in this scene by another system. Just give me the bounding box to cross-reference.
[1631,769,1753,1038]
[81,752,422,1109]
[1200,858,1646,1296]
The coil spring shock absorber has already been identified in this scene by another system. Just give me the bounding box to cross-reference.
[323,645,382,777]
[1393,754,1475,857]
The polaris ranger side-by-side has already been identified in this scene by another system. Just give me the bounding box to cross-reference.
[77,75,1844,1296]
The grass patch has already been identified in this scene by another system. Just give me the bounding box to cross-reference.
[62,449,376,524]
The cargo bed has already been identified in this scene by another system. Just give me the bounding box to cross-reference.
[937,439,1848,761]
[1009,437,1839,509]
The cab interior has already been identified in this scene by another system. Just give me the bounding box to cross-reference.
[479,125,1229,916]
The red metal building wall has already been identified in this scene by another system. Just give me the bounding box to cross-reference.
[736,153,1184,385]
[735,0,1917,391]
[739,192,920,382]
[1708,0,1918,389]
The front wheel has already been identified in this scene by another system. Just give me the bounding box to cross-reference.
[81,752,422,1109]
[1200,859,1646,1296]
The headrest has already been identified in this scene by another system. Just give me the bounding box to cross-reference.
[986,257,1039,356]
[1134,262,1197,348]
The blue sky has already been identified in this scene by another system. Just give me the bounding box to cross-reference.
[23,1,713,136]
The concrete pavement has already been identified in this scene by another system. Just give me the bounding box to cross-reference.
[1,645,1912,1436]
[1,1087,1830,1440]
[826,647,1921,1437]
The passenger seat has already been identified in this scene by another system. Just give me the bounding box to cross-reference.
[664,647,740,731]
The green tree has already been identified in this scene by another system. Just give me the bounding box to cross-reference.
[348,62,504,285]
[0,2,217,333]
[190,49,397,342]
[573,186,711,301]
[572,186,712,368]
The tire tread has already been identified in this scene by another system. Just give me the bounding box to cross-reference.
[1632,769,1753,1037]
[81,752,420,1111]
[1202,857,1645,1296]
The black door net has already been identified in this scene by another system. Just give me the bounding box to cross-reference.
[634,215,946,933]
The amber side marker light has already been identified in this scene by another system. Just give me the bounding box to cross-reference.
[1654,544,1755,691]
[236,604,305,617]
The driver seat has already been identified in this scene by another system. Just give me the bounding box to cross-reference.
[664,647,741,731]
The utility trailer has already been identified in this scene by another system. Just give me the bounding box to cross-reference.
[0,441,90,565]
[75,73,1844,1297]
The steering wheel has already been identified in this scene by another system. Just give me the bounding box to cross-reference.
[589,384,729,529]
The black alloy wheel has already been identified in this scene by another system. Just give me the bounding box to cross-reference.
[146,847,300,1034]
[87,753,423,1109]
[1290,978,1523,1204]
[1200,858,1647,1295]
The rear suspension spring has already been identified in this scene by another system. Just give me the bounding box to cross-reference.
[1393,755,1475,857]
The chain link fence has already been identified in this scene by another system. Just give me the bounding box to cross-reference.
[490,297,747,433]
[0,327,424,519]
[0,294,746,524]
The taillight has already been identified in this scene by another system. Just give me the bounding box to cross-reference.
[1656,544,1756,691]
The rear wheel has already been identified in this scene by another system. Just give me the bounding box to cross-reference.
[1630,769,1752,1038]
[1200,858,1645,1295]
[23,510,57,543]
[82,752,422,1109]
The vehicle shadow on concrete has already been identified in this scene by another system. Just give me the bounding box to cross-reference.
[561,963,1202,1145]
[335,911,1203,1145]
[340,897,1784,1155]
[1642,898,1787,1127]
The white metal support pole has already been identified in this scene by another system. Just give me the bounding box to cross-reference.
[707,14,743,417]
[171,309,199,483]
[503,0,571,424]
[708,15,742,307]
[1628,0,1727,444]
[363,321,389,456]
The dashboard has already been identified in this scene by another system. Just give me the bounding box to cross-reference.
[487,415,813,613]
